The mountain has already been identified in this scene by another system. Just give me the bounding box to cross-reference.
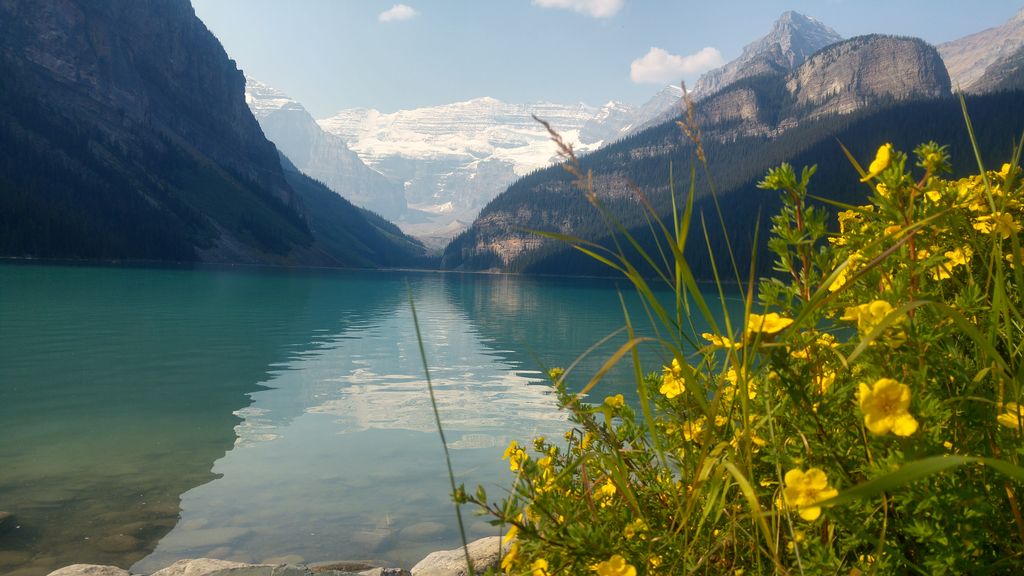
[245,78,407,220]
[630,11,843,134]
[441,35,952,273]
[0,0,423,267]
[938,8,1024,91]
[971,44,1024,93]
[316,97,637,245]
[694,11,843,97]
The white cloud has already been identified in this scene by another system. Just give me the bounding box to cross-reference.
[532,0,623,19]
[378,4,419,22]
[629,46,725,84]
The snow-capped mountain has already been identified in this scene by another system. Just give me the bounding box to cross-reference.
[316,97,638,243]
[244,78,407,220]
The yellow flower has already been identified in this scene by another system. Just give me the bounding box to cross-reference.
[623,518,647,540]
[723,368,757,400]
[829,252,862,292]
[858,378,919,436]
[876,182,890,197]
[503,440,528,472]
[501,541,519,573]
[547,367,564,381]
[841,300,903,338]
[861,143,893,182]
[780,468,838,521]
[814,367,836,394]
[702,332,741,349]
[660,358,685,399]
[746,312,794,335]
[592,554,637,576]
[998,403,1022,429]
[931,246,973,280]
[596,479,617,507]
[973,212,1020,239]
[604,394,625,409]
[531,558,550,576]
[502,524,518,545]
[681,416,707,442]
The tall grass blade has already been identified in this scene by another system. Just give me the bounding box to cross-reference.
[408,284,475,576]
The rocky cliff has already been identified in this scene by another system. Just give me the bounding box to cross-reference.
[970,44,1024,94]
[442,35,953,273]
[693,11,843,98]
[0,0,423,266]
[630,11,843,135]
[695,35,950,139]
[938,8,1024,91]
[246,78,407,220]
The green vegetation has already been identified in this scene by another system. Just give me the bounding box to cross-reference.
[454,102,1024,573]
[443,92,1024,280]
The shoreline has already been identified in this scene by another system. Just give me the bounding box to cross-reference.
[46,535,506,576]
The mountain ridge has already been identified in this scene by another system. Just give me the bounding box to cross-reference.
[0,0,425,267]
[441,34,952,272]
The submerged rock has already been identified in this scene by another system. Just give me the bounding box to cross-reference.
[94,534,143,553]
[409,537,504,576]
[149,558,253,576]
[0,511,13,531]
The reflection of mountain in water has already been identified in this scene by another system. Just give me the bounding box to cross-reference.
[134,273,569,572]
[0,265,402,575]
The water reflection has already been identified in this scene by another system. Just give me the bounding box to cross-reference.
[0,265,402,575]
[134,274,568,571]
[0,264,739,576]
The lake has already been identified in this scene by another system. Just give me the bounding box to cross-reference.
[0,263,740,575]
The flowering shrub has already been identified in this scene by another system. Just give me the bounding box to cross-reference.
[456,135,1024,574]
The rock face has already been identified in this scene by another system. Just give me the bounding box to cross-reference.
[0,0,423,267]
[442,35,952,272]
[631,11,843,134]
[938,8,1024,91]
[0,0,310,263]
[47,566,131,576]
[693,11,843,98]
[409,537,504,576]
[969,44,1024,94]
[245,79,407,220]
[681,35,950,140]
[785,35,950,120]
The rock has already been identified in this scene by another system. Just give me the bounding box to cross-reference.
[150,558,252,576]
[0,550,32,565]
[46,565,130,576]
[0,511,13,531]
[410,536,505,576]
[94,534,143,553]
[261,556,305,566]
[309,562,379,574]
[357,569,410,576]
[148,557,305,573]
[399,522,447,541]
[162,527,253,549]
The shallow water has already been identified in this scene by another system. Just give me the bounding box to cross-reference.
[0,263,738,574]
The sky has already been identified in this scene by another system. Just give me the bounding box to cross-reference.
[190,0,1023,118]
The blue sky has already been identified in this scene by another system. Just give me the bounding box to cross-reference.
[191,0,1022,117]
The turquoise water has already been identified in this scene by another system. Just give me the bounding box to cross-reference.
[0,263,740,575]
